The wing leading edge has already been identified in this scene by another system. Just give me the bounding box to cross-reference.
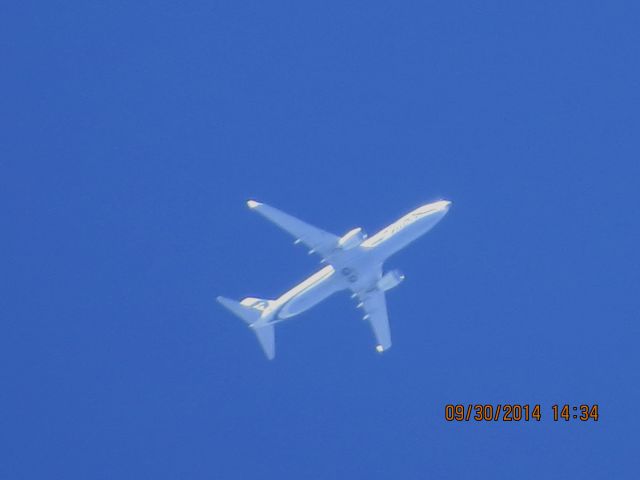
[247,200,339,258]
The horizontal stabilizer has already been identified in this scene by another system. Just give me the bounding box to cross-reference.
[217,296,277,359]
[252,324,275,360]
[217,296,261,325]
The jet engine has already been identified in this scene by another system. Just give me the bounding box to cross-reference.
[338,227,367,250]
[377,269,405,292]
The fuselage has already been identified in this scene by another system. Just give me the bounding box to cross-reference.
[261,200,451,324]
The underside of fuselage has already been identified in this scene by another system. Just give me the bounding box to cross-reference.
[275,248,373,319]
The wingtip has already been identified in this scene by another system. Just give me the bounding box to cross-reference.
[247,199,261,209]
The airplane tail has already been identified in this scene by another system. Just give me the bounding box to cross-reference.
[216,296,276,359]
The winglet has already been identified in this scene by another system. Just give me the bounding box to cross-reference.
[247,200,262,209]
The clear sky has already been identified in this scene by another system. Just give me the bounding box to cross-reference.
[3,1,640,478]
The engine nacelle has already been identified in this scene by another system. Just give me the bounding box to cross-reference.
[377,269,405,292]
[338,227,367,250]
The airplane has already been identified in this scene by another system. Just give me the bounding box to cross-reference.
[217,199,452,359]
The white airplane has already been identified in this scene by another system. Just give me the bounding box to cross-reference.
[217,199,452,359]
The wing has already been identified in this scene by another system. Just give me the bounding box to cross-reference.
[358,289,392,352]
[247,200,339,259]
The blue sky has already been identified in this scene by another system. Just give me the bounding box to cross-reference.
[3,1,640,478]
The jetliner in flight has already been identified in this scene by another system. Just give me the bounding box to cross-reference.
[217,199,451,359]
